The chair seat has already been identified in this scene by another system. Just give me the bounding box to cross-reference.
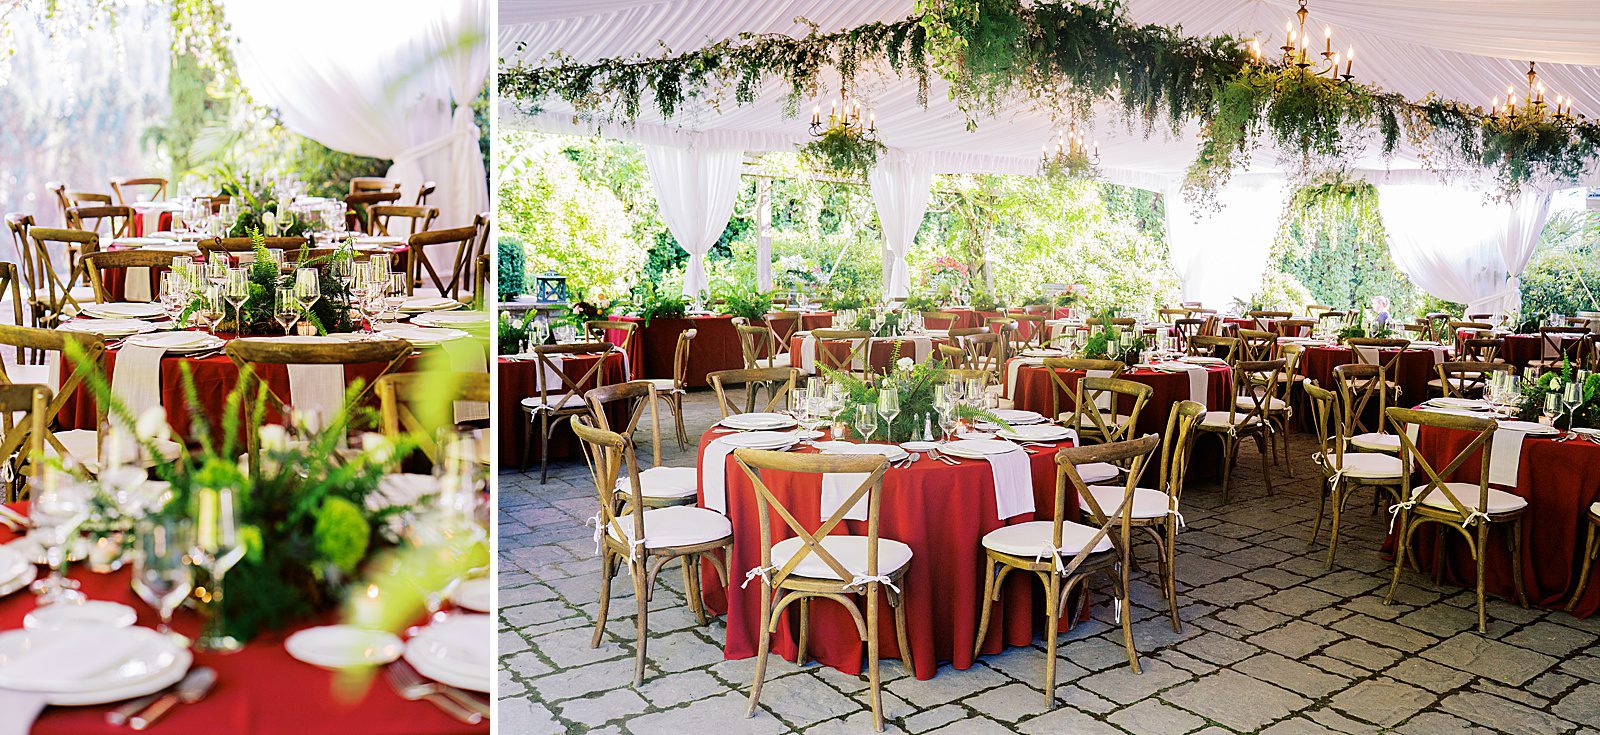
[1233,396,1289,412]
[1590,502,1600,521]
[1199,412,1261,429]
[1075,462,1121,484]
[1081,485,1173,519]
[1427,377,1481,393]
[1319,451,1405,480]
[1412,483,1528,515]
[645,378,679,393]
[981,520,1113,557]
[45,429,183,473]
[608,506,732,549]
[521,393,583,411]
[6,365,50,385]
[616,466,698,500]
[770,535,913,581]
[1349,432,1400,453]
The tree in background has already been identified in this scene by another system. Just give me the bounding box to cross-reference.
[1266,179,1420,317]
[1520,210,1600,319]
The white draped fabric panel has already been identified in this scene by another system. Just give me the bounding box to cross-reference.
[1163,180,1289,308]
[228,0,489,227]
[868,153,936,299]
[1487,187,1555,317]
[643,144,746,297]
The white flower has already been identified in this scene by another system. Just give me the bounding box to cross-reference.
[134,407,172,445]
[896,357,915,371]
[259,424,292,454]
[359,432,397,465]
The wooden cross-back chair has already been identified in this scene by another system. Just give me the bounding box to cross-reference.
[1040,356,1125,426]
[1302,381,1406,569]
[64,205,135,240]
[1274,319,1315,339]
[1157,307,1188,323]
[1071,376,1151,448]
[1172,318,1205,350]
[1237,329,1278,362]
[225,337,412,460]
[514,341,613,482]
[0,326,112,478]
[1333,363,1399,455]
[707,367,798,419]
[407,225,480,302]
[370,205,437,238]
[82,250,171,303]
[345,191,404,234]
[1385,408,1528,633]
[961,332,1007,377]
[1460,337,1502,364]
[375,371,490,467]
[583,381,697,510]
[0,384,49,501]
[199,236,313,256]
[350,177,400,195]
[1430,361,1510,399]
[414,181,438,207]
[109,178,168,205]
[732,322,793,410]
[1532,326,1589,370]
[921,311,961,330]
[1422,312,1455,342]
[25,227,96,330]
[572,417,732,688]
[974,435,1159,706]
[765,310,803,357]
[1347,338,1411,400]
[584,320,637,380]
[1010,314,1048,350]
[1305,304,1333,319]
[1187,334,1238,364]
[0,262,25,351]
[936,343,969,368]
[808,329,872,380]
[1317,311,1347,330]
[643,329,696,450]
[47,183,112,216]
[1197,358,1280,502]
[732,446,911,731]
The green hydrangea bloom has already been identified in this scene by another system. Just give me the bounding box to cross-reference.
[314,496,371,574]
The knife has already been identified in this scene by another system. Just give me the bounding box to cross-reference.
[129,667,217,730]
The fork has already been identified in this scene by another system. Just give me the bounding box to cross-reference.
[928,447,959,465]
[384,661,485,724]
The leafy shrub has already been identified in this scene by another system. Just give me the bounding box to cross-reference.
[1520,211,1600,319]
[497,236,527,299]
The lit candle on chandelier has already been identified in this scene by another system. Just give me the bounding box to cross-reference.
[1330,52,1340,78]
[1323,26,1331,55]
[1345,47,1354,76]
[1284,21,1293,49]
[811,104,820,126]
[868,111,876,132]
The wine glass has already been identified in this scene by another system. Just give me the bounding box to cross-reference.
[853,404,878,443]
[158,272,185,322]
[191,486,246,653]
[224,268,250,331]
[29,475,90,605]
[1564,381,1583,433]
[293,268,321,316]
[876,386,901,442]
[190,198,211,237]
[274,288,302,336]
[1544,391,1563,426]
[132,516,194,642]
[196,285,226,334]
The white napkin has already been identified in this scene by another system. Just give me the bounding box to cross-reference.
[440,338,490,423]
[905,336,932,363]
[819,445,897,521]
[123,267,153,302]
[1488,428,1528,487]
[851,337,871,371]
[536,354,566,394]
[1429,346,1447,366]
[1354,346,1382,366]
[698,436,738,514]
[1004,357,1047,398]
[0,628,148,690]
[798,333,818,374]
[286,364,347,428]
[1087,368,1115,412]
[1164,362,1209,404]
[108,344,167,431]
[985,449,1035,520]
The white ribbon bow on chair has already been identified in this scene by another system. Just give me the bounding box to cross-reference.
[847,574,900,595]
[741,565,774,589]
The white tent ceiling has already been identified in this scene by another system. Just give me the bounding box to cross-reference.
[499,0,1600,190]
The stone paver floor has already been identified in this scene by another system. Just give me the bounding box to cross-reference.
[499,389,1600,734]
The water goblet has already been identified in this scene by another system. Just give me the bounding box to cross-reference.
[1564,381,1584,433]
[29,475,90,605]
[293,268,321,315]
[274,288,302,336]
[854,404,879,443]
[876,387,901,442]
[191,486,246,652]
[132,516,194,642]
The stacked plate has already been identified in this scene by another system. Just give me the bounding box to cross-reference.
[411,311,489,330]
[718,412,798,431]
[0,626,192,705]
[123,331,225,354]
[59,319,157,338]
[1021,348,1066,358]
[716,430,800,452]
[78,303,166,321]
[398,297,464,314]
[1180,356,1227,365]
[989,409,1046,425]
[997,424,1075,442]
[0,546,36,598]
[813,441,909,462]
[403,614,491,693]
[1499,420,1561,435]
[939,438,1025,459]
[353,235,405,252]
[113,237,197,254]
[374,325,472,346]
[286,626,404,669]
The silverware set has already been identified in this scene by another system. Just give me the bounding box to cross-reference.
[927,447,959,465]
[105,666,217,730]
[383,660,487,724]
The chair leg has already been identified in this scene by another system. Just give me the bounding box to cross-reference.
[1308,477,1327,548]
[1384,514,1412,605]
[1043,572,1061,708]
[539,413,552,484]
[746,586,773,718]
[683,556,707,625]
[795,598,810,667]
[894,593,914,674]
[866,587,884,733]
[672,394,688,451]
[632,556,650,686]
[1220,437,1237,504]
[1256,432,1274,496]
[1509,519,1529,609]
[1475,524,1489,633]
[1279,418,1294,478]
[592,548,615,648]
[521,412,536,472]
[1325,481,1344,570]
[1567,521,1599,612]
[973,557,997,658]
[1111,566,1140,674]
[1164,519,1181,633]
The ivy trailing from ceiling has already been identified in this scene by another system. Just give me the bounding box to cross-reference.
[500,0,1600,203]
[797,125,887,180]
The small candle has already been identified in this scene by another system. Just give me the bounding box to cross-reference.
[1323,26,1331,55]
[1345,47,1353,76]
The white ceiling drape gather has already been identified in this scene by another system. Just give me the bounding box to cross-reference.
[227,0,489,227]
[869,153,936,300]
[643,143,746,298]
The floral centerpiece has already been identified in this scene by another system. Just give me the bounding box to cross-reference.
[820,351,1005,442]
[182,232,357,336]
[919,256,972,305]
[712,280,774,322]
[628,280,688,326]
[1081,311,1148,363]
[218,175,312,239]
[1516,359,1600,429]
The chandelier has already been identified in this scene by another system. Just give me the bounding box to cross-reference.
[1488,62,1579,126]
[1039,120,1099,178]
[1247,0,1355,83]
[810,87,877,138]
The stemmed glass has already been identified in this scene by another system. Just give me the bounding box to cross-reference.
[223,268,250,332]
[385,273,408,322]
[132,516,194,642]
[1544,391,1563,426]
[29,475,90,605]
[196,285,226,335]
[293,268,321,318]
[158,272,186,322]
[190,198,211,237]
[1564,381,1584,434]
[191,486,247,653]
[854,404,879,443]
[876,386,901,443]
[274,288,302,336]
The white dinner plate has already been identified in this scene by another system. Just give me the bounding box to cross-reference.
[0,627,190,700]
[6,535,89,564]
[0,546,32,591]
[1180,356,1227,365]
[900,441,939,451]
[989,409,1045,425]
[122,330,225,354]
[411,311,490,329]
[286,625,405,669]
[718,412,798,431]
[58,319,157,338]
[78,303,166,320]
[24,601,138,632]
[716,430,799,450]
[453,578,492,613]
[997,424,1076,442]
[397,297,464,313]
[817,442,909,462]
[404,614,491,693]
[1499,420,1561,435]
[374,325,472,346]
[1425,397,1490,409]
[940,439,1025,459]
[1021,348,1066,358]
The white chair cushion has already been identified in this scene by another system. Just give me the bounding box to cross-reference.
[1074,462,1121,484]
[982,520,1113,557]
[608,506,732,549]
[770,535,913,580]
[1426,377,1473,390]
[6,364,50,386]
[1412,483,1528,515]
[760,353,793,369]
[1590,502,1600,520]
[1319,451,1405,479]
[645,378,678,392]
[1349,432,1400,452]
[1081,485,1173,519]
[1233,396,1288,412]
[45,429,182,473]
[1199,412,1260,428]
[521,393,583,411]
[616,466,698,500]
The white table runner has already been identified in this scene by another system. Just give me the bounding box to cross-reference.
[286,364,347,430]
[108,345,166,431]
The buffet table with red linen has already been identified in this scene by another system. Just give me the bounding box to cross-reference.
[1296,344,1446,407]
[1385,426,1600,618]
[787,334,953,374]
[1003,360,1233,437]
[694,432,1076,680]
[498,352,628,468]
[612,313,832,389]
[0,505,487,735]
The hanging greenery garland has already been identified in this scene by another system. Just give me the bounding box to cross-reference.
[500,0,1600,202]
[797,126,886,180]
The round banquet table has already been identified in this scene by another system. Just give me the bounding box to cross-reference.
[1383,425,1600,618]
[1002,360,1234,437]
[497,353,627,469]
[932,308,1072,334]
[0,504,487,735]
[98,241,410,304]
[694,430,1079,680]
[1486,332,1587,369]
[611,313,832,389]
[787,333,953,373]
[1296,344,1447,408]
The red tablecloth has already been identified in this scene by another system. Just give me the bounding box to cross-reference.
[497,353,627,468]
[1297,345,1445,408]
[1003,361,1233,437]
[130,211,172,237]
[0,505,486,735]
[613,313,832,389]
[787,335,953,374]
[1493,333,1586,369]
[1385,426,1600,618]
[694,431,1076,680]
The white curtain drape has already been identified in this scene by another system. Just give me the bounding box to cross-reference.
[1163,179,1289,308]
[227,0,489,227]
[869,152,935,299]
[1377,183,1553,318]
[643,144,745,297]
